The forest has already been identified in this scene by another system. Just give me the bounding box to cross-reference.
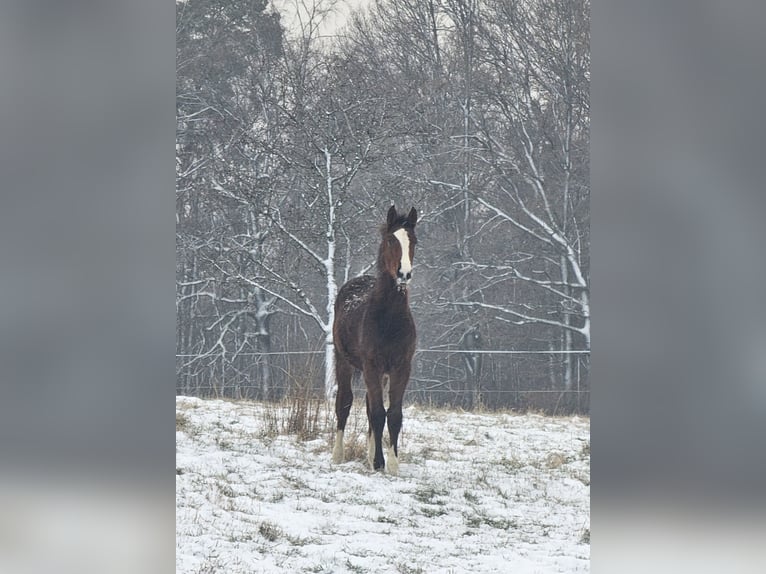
[176,0,590,413]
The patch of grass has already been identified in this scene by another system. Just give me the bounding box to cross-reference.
[262,391,325,440]
[464,514,483,529]
[580,528,590,544]
[498,456,525,471]
[285,385,324,440]
[414,445,439,462]
[377,515,398,524]
[485,516,517,530]
[262,403,280,438]
[195,557,223,574]
[217,482,235,498]
[475,468,491,487]
[286,533,319,546]
[261,356,328,440]
[420,505,447,518]
[463,491,479,504]
[494,488,509,501]
[545,452,568,469]
[344,559,368,574]
[412,485,448,504]
[176,412,190,432]
[258,521,282,542]
[335,430,369,463]
[411,484,449,518]
[215,436,234,451]
[395,563,425,574]
[464,511,517,530]
[228,531,254,543]
[283,472,310,491]
[571,469,590,486]
[269,491,285,503]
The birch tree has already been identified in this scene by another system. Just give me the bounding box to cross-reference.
[249,4,391,399]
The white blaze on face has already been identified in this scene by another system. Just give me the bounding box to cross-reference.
[393,228,412,278]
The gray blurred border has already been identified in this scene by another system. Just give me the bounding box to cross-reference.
[2,0,764,571]
[0,0,173,477]
[593,0,766,571]
[0,1,174,572]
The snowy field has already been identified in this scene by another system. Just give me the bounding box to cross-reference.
[176,396,590,573]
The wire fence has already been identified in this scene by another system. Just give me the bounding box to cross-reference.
[177,347,590,414]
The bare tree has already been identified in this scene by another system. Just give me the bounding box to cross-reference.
[252,2,393,398]
[175,0,590,412]
[176,0,286,397]
[464,0,590,407]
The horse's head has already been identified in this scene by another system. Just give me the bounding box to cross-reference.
[379,205,418,289]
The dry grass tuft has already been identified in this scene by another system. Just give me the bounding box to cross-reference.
[176,411,190,432]
[580,528,590,544]
[545,452,567,469]
[343,430,371,462]
[263,380,326,440]
[258,521,282,542]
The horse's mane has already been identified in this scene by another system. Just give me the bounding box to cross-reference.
[379,215,414,235]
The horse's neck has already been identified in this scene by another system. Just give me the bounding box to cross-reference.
[372,274,409,310]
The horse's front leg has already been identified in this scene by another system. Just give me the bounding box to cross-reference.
[385,366,410,476]
[364,368,386,471]
[384,402,402,476]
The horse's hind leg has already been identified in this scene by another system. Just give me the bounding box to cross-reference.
[332,353,354,464]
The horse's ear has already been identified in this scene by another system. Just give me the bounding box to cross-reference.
[407,207,417,226]
[387,205,398,228]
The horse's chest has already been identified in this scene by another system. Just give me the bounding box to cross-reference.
[364,311,414,349]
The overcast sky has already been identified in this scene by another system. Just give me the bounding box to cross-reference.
[271,0,368,38]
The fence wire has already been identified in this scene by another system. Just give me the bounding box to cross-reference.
[176,348,590,414]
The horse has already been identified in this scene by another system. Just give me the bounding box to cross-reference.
[331,205,418,474]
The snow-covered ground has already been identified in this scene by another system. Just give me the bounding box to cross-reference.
[176,396,590,573]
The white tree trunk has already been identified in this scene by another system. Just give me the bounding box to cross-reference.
[561,255,573,392]
[323,147,337,400]
[324,336,335,401]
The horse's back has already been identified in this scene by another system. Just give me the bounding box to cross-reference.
[335,275,376,315]
[334,275,375,368]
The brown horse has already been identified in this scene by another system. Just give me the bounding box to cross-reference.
[332,205,418,474]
